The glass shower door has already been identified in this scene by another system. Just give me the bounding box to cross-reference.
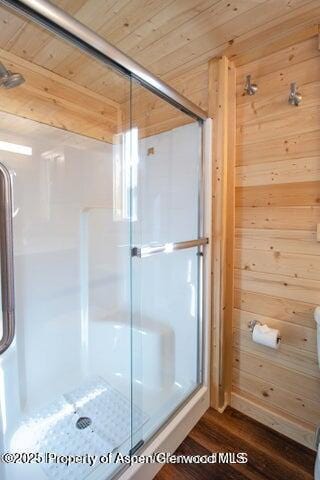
[0,4,208,475]
[0,57,134,480]
[130,82,205,450]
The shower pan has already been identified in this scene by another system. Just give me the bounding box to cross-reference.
[0,1,211,480]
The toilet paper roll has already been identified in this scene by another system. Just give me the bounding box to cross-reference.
[252,323,280,349]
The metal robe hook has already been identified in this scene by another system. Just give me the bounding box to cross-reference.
[288,82,302,106]
[244,75,258,95]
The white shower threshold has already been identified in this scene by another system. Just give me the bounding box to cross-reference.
[119,383,210,480]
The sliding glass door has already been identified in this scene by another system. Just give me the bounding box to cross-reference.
[0,52,134,480]
[130,82,205,451]
[0,3,207,478]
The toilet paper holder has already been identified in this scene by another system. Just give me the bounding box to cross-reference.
[248,320,281,343]
[248,319,261,332]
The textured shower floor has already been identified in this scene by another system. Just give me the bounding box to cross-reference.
[11,377,147,480]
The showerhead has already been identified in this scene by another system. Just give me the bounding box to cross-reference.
[0,62,25,89]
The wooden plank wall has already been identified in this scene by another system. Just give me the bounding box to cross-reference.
[231,34,320,449]
[0,48,120,143]
[124,63,208,139]
[0,45,208,142]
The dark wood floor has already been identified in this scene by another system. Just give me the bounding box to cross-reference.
[155,407,316,480]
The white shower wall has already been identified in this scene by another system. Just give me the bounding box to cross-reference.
[133,122,201,395]
[0,113,200,438]
[0,116,127,414]
[137,123,199,243]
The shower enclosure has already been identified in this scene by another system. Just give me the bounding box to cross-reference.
[0,1,211,479]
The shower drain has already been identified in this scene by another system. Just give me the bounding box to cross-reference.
[76,417,92,430]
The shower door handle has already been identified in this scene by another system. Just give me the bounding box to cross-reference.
[0,163,15,355]
[131,237,209,258]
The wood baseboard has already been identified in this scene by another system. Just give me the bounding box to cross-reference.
[231,392,316,451]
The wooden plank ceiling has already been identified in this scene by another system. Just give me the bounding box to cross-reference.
[0,0,320,141]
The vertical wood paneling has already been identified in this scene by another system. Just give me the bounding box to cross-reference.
[209,56,236,410]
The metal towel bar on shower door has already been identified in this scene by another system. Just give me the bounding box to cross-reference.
[131,237,209,258]
[0,162,15,355]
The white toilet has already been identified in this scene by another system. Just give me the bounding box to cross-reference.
[314,307,320,480]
